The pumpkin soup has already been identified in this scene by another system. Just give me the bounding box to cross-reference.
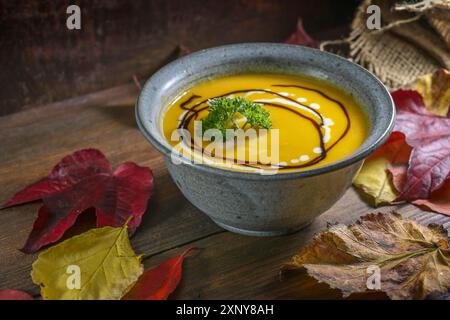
[162,74,368,173]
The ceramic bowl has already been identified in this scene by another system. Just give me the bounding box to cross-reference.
[136,43,395,236]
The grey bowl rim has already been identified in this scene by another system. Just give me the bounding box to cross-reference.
[136,42,395,181]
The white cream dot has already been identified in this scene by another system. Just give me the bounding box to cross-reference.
[291,159,300,164]
[279,161,288,166]
[324,118,334,126]
[313,147,322,154]
[310,103,320,109]
[299,155,310,162]
[297,97,307,103]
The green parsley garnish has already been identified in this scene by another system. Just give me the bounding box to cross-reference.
[201,97,272,138]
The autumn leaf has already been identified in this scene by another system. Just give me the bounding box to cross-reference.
[393,90,450,147]
[390,164,450,216]
[32,224,143,300]
[0,289,33,300]
[412,69,450,117]
[0,149,154,253]
[353,132,411,206]
[285,18,319,48]
[123,247,196,300]
[392,90,450,202]
[413,183,450,215]
[177,44,191,57]
[399,137,450,200]
[356,86,450,215]
[282,212,450,300]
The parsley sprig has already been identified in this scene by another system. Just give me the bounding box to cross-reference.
[201,97,272,138]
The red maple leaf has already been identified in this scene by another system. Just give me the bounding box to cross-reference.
[285,18,320,48]
[123,248,196,300]
[0,149,153,253]
[0,289,33,300]
[391,90,450,203]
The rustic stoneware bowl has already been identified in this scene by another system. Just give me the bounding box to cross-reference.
[136,43,395,236]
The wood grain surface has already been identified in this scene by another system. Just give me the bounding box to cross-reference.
[0,83,448,299]
[0,0,358,116]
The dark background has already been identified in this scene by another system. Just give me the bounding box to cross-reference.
[0,0,359,116]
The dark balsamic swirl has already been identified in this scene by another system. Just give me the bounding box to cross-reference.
[175,85,351,171]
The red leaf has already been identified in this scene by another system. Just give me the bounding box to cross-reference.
[285,18,319,48]
[123,248,196,300]
[391,90,450,202]
[413,181,450,214]
[177,44,191,57]
[390,164,450,215]
[95,162,153,231]
[389,163,408,194]
[393,90,450,147]
[371,131,411,162]
[0,149,153,253]
[401,137,450,200]
[0,289,33,300]
[392,90,430,116]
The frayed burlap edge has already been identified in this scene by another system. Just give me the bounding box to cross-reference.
[321,0,449,89]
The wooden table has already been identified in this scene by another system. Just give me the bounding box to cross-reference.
[1,83,449,299]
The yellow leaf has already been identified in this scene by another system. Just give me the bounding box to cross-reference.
[353,157,398,206]
[282,212,450,300]
[31,225,143,300]
[413,68,450,116]
[353,132,411,206]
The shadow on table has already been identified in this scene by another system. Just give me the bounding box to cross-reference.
[263,271,389,300]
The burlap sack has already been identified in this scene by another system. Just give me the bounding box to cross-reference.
[322,0,450,89]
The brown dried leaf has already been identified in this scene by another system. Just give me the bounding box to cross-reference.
[282,213,450,300]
